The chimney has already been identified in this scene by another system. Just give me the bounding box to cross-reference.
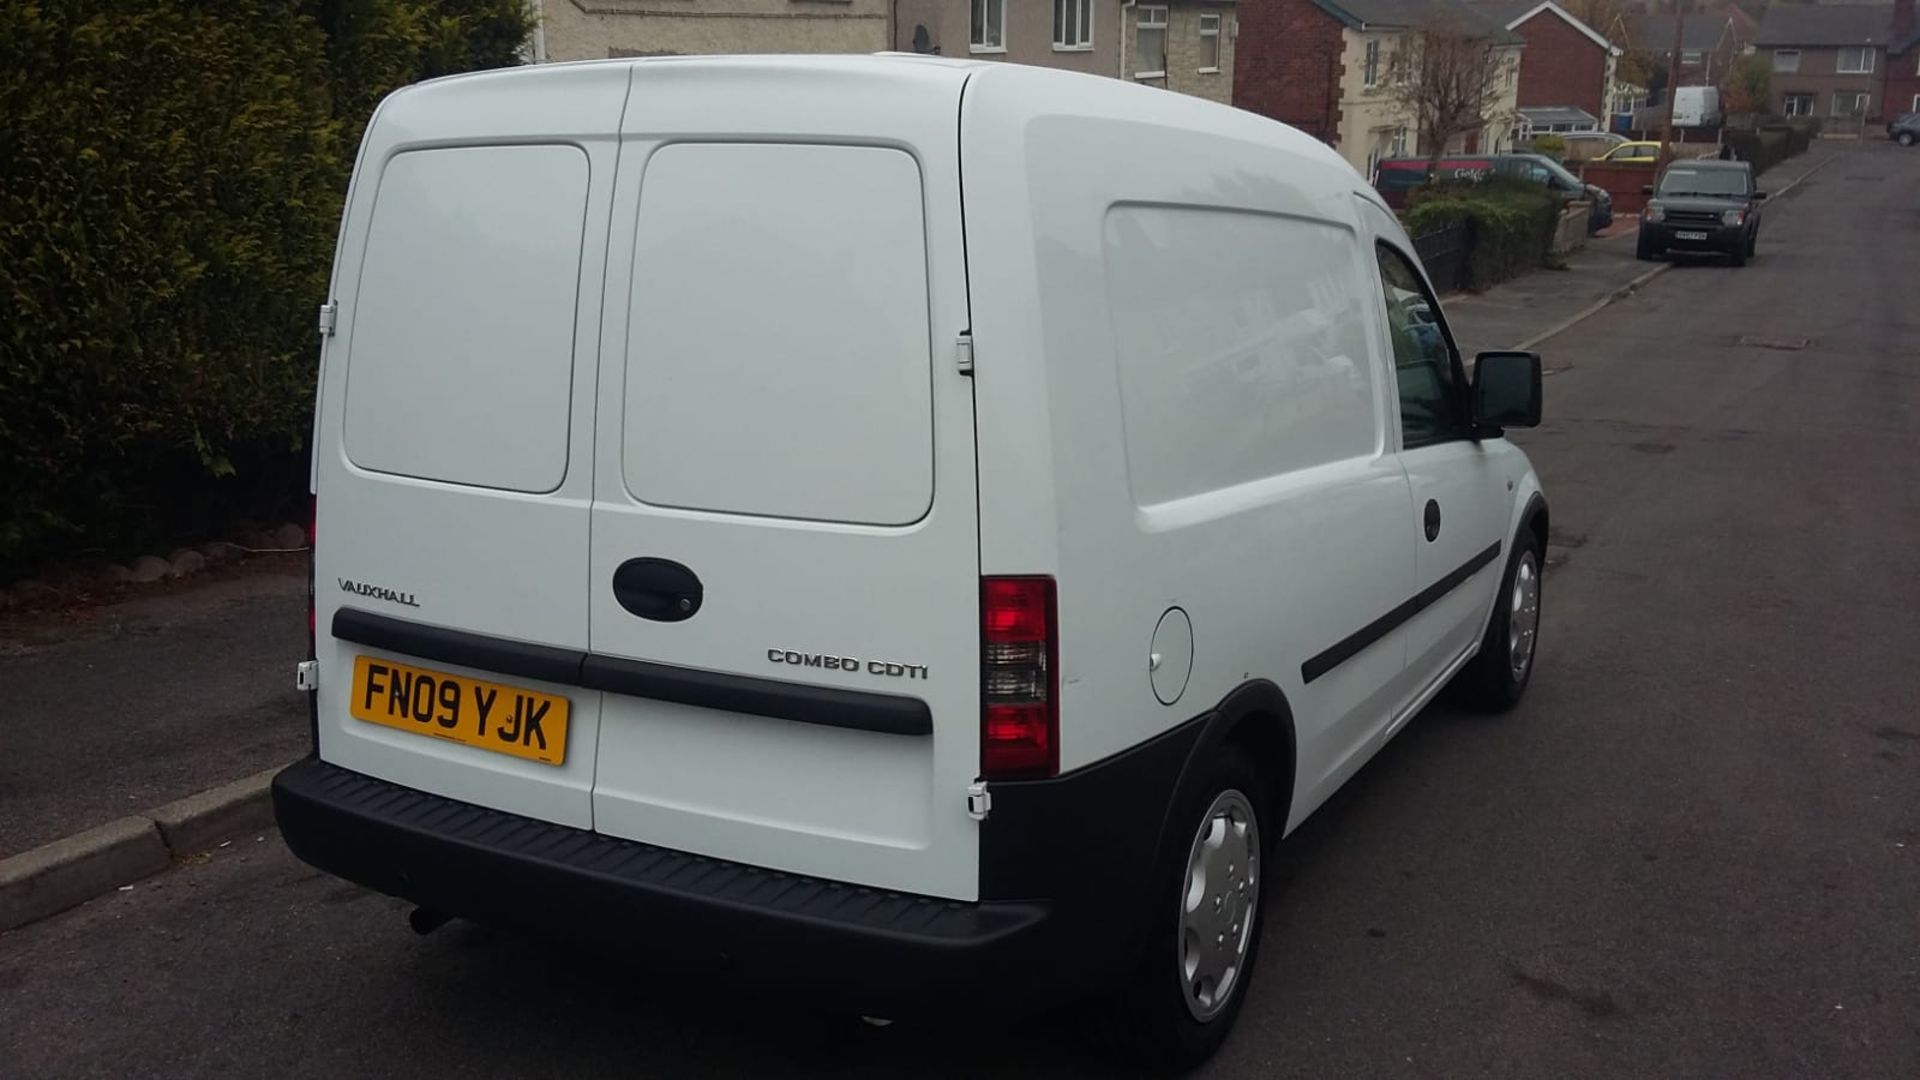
[1897,0,1916,44]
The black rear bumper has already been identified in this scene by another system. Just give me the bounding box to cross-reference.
[273,758,1078,1019]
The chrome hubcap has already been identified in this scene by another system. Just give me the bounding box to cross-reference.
[1178,789,1260,1022]
[1508,551,1541,680]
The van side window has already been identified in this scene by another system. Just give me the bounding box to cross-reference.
[1373,244,1466,447]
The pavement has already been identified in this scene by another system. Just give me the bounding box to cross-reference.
[0,559,307,858]
[4,141,1918,1079]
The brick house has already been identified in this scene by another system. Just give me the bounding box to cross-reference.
[1888,0,1920,118]
[1755,1,1902,124]
[535,0,889,60]
[1469,1,1620,123]
[897,0,1238,104]
[539,0,1235,106]
[1235,0,1526,175]
[1628,7,1756,89]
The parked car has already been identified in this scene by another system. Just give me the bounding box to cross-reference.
[1550,131,1628,162]
[1890,112,1920,146]
[1374,153,1613,231]
[1637,159,1766,265]
[275,55,1549,1071]
[1596,140,1660,163]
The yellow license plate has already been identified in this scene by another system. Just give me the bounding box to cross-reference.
[349,655,570,766]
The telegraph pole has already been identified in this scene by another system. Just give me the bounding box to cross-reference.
[1658,0,1684,165]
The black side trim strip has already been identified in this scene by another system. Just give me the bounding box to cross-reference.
[1300,541,1503,685]
[581,655,933,736]
[333,608,585,686]
[330,608,932,736]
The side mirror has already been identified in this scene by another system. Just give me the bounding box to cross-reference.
[1641,184,1655,195]
[1752,191,1769,200]
[1472,350,1543,433]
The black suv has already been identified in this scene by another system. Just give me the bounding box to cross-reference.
[1637,159,1766,266]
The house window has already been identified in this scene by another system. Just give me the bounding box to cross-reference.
[1680,49,1703,65]
[1772,49,1800,73]
[1783,92,1814,116]
[1836,47,1874,74]
[971,0,1005,52]
[1135,6,1168,78]
[1198,14,1221,71]
[1392,126,1408,156]
[1054,0,1093,50]
[1364,39,1381,87]
[1832,91,1868,117]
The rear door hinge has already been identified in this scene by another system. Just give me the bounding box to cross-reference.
[317,301,338,337]
[295,660,319,692]
[955,334,974,376]
[966,780,992,820]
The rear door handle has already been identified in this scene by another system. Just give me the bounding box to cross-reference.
[612,558,703,622]
[1423,499,1442,542]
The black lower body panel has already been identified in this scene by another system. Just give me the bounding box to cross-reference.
[274,742,1195,1019]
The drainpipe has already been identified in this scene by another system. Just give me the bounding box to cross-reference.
[530,0,546,63]
[1123,0,1135,81]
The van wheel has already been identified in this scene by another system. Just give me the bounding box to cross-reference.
[1459,529,1543,711]
[1635,234,1658,261]
[1101,747,1268,1072]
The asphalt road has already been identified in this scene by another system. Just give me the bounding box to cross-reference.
[3,144,1917,1079]
[0,559,308,857]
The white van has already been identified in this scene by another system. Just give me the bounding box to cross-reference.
[275,54,1548,1068]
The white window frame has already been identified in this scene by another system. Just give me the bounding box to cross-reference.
[1836,46,1874,75]
[1053,0,1094,51]
[1783,92,1814,117]
[1198,13,1222,72]
[1391,126,1408,156]
[971,0,1006,53]
[1680,49,1703,65]
[1832,90,1868,117]
[1913,92,1920,111]
[1772,49,1800,73]
[1363,39,1381,87]
[1134,5,1169,79]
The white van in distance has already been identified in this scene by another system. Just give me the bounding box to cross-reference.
[275,54,1548,1069]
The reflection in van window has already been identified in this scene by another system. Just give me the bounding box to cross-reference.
[1374,244,1464,446]
[623,143,933,527]
[343,145,589,493]
[1103,206,1379,508]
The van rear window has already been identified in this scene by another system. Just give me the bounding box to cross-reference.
[620,143,933,527]
[343,145,588,493]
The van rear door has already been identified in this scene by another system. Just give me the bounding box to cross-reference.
[587,61,983,900]
[312,67,628,828]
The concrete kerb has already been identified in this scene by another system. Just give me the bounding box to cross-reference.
[1511,151,1841,355]
[0,763,287,933]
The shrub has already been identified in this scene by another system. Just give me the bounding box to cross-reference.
[1406,179,1562,290]
[0,0,530,575]
[1529,134,1568,161]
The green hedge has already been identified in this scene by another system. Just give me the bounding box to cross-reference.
[0,0,529,575]
[1725,128,1794,176]
[1405,180,1562,291]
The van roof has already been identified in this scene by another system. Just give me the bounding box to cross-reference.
[382,54,1358,185]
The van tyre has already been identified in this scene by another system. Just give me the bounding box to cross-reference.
[1459,529,1543,711]
[1635,234,1658,261]
[1102,746,1268,1073]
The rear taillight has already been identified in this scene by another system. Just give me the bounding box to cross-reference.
[981,576,1058,780]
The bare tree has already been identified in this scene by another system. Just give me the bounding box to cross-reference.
[1385,21,1517,172]
[1558,0,1633,44]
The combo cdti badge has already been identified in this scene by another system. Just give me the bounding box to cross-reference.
[276,54,1549,1069]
